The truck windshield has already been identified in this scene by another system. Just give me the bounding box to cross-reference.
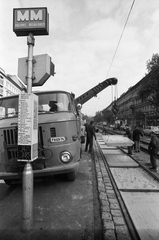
[0,92,71,119]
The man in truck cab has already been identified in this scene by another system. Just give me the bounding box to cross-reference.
[49,101,58,112]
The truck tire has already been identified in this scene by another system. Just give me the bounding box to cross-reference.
[66,171,76,181]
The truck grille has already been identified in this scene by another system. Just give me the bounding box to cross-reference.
[4,128,18,145]
[3,128,18,162]
[50,127,56,137]
[38,126,44,148]
[3,126,46,172]
[3,128,18,172]
[3,127,44,163]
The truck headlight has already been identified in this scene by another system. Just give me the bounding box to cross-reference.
[60,151,72,163]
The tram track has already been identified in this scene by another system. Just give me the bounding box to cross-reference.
[95,139,139,240]
[97,126,155,155]
[95,132,159,240]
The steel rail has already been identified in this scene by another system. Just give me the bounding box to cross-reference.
[95,140,140,240]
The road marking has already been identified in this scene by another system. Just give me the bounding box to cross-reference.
[0,180,4,184]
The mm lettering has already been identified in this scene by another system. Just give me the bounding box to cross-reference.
[17,10,43,21]
[13,8,49,36]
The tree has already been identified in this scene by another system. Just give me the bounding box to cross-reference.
[138,53,159,125]
[146,53,159,73]
[102,109,114,124]
[93,109,114,125]
[83,114,93,123]
[94,111,103,123]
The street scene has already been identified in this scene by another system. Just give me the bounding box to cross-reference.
[1,1,159,240]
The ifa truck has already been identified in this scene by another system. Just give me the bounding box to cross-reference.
[0,77,117,184]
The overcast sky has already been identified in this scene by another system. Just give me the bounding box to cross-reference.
[0,0,159,116]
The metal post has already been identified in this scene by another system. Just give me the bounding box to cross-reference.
[22,162,33,231]
[27,33,35,93]
[22,33,35,232]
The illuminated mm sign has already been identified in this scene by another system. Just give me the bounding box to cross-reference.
[13,8,49,36]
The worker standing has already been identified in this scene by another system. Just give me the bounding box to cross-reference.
[125,126,133,155]
[133,126,143,152]
[148,131,159,172]
[85,121,96,153]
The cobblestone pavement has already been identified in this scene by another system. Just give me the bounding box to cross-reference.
[93,134,159,240]
[93,139,132,240]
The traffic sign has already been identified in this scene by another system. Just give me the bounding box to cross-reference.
[18,54,55,86]
[13,8,49,36]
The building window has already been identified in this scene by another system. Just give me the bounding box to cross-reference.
[0,79,3,86]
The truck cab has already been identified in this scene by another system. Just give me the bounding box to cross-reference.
[0,90,81,184]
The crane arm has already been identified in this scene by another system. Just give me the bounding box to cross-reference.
[75,77,117,105]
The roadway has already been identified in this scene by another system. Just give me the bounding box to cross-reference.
[0,145,102,240]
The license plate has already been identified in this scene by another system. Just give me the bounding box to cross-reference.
[50,137,66,143]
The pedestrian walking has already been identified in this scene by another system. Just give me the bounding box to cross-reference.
[85,121,96,153]
[148,131,159,172]
[125,126,133,155]
[133,126,143,152]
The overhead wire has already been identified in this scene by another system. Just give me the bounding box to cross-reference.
[108,0,136,107]
[89,0,136,115]
[106,0,136,78]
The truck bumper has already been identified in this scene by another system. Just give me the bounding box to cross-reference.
[0,162,80,180]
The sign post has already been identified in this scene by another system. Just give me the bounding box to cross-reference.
[21,33,35,232]
[26,33,34,93]
[13,7,49,232]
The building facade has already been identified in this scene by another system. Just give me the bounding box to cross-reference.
[106,72,158,129]
[0,68,26,97]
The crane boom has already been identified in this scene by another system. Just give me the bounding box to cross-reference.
[75,77,117,105]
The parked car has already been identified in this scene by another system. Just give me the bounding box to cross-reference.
[143,126,159,136]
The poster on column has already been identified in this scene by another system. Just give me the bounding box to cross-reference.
[18,93,38,161]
